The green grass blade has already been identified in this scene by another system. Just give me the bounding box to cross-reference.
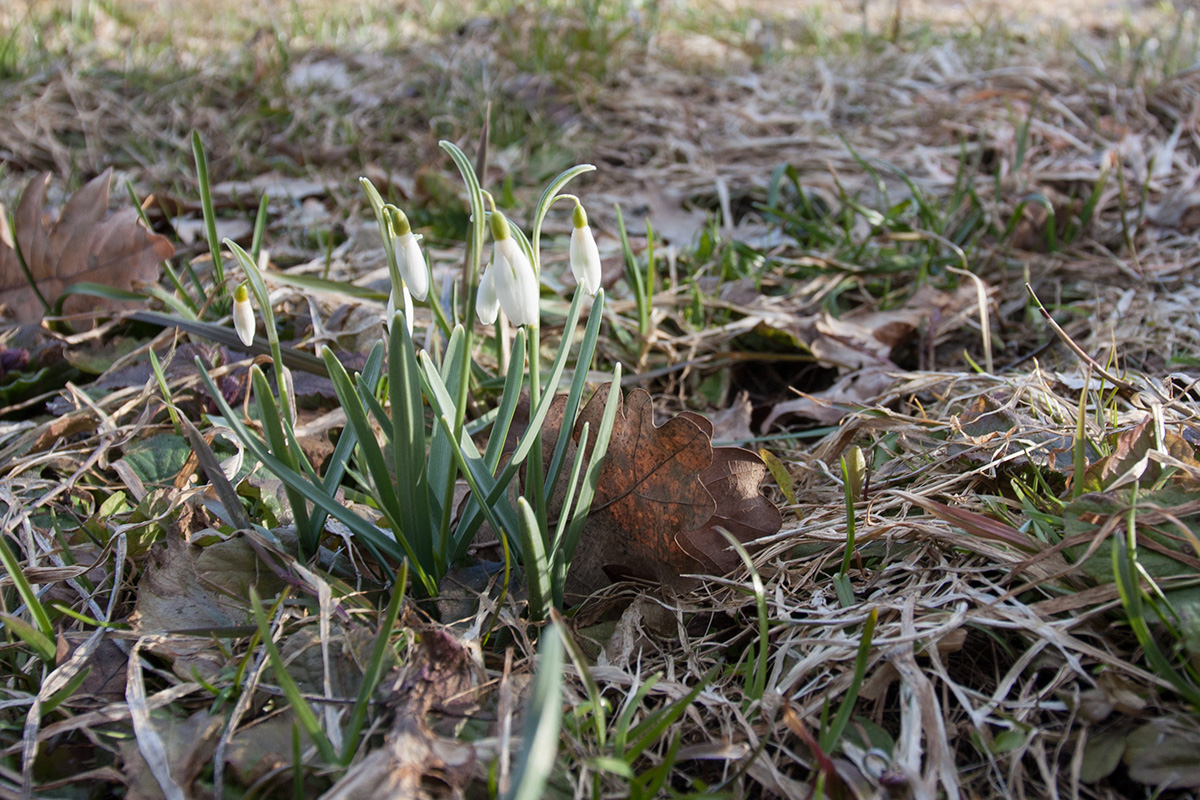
[248,586,337,764]
[320,348,408,535]
[250,193,269,263]
[819,607,878,752]
[717,528,770,702]
[516,498,551,620]
[625,664,718,762]
[615,205,648,337]
[418,353,520,540]
[438,140,487,332]
[613,675,659,755]
[387,311,434,570]
[544,289,604,505]
[191,131,226,292]
[549,608,606,748]
[262,270,383,300]
[1112,501,1200,707]
[250,366,315,554]
[503,621,565,800]
[0,535,53,647]
[309,344,384,535]
[555,364,622,604]
[341,560,407,764]
[147,349,182,435]
[193,358,423,589]
[0,612,56,664]
[483,327,528,472]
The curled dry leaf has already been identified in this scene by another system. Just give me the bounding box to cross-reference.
[0,170,174,322]
[539,385,781,596]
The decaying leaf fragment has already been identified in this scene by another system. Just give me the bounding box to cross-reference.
[549,385,781,596]
[0,170,173,322]
[324,628,479,800]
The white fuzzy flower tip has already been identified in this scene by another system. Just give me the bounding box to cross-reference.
[492,237,539,327]
[569,221,602,295]
[386,287,414,336]
[476,265,499,325]
[232,283,255,347]
[395,231,429,301]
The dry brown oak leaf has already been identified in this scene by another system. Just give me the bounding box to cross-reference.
[0,169,173,322]
[560,385,782,597]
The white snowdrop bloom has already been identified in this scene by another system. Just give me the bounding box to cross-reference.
[486,212,539,327]
[386,284,414,335]
[389,207,429,301]
[232,283,255,347]
[476,259,499,325]
[568,203,601,295]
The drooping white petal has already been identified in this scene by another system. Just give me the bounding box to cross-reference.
[402,283,414,335]
[492,238,539,327]
[233,289,255,347]
[476,264,499,325]
[386,286,415,335]
[569,224,602,295]
[395,231,429,301]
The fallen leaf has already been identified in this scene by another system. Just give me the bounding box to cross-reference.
[324,628,479,799]
[0,170,173,322]
[895,490,1043,552]
[55,632,127,704]
[565,386,715,595]
[679,444,784,574]
[130,506,285,680]
[1124,719,1200,788]
[810,308,922,370]
[674,409,781,573]
[761,368,896,430]
[709,390,755,443]
[119,710,222,800]
[550,385,779,596]
[1080,730,1126,783]
[1081,416,1154,493]
[760,284,983,431]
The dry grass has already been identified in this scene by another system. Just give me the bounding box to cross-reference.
[2,0,1200,797]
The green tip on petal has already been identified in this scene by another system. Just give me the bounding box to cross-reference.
[385,206,412,236]
[234,282,249,303]
[572,202,588,229]
[489,210,511,241]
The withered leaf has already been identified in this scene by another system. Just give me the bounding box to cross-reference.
[561,385,780,596]
[566,386,715,595]
[0,170,173,322]
[325,628,479,800]
[679,445,784,575]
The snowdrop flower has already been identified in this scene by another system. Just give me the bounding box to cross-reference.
[476,264,499,325]
[232,282,255,347]
[569,202,602,295]
[479,211,539,327]
[387,207,429,301]
[386,284,414,336]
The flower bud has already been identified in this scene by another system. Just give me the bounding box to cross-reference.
[233,283,255,347]
[569,203,601,295]
[387,207,429,301]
